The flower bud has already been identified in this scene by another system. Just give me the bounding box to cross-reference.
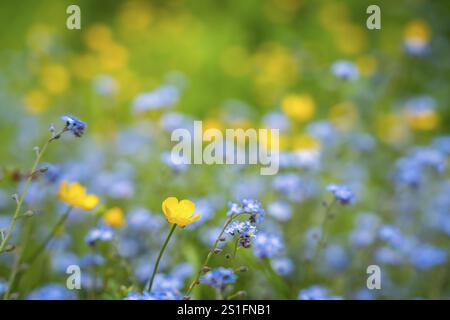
[202,266,211,273]
[237,266,249,273]
[5,244,15,252]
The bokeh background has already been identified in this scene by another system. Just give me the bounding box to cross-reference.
[0,0,449,299]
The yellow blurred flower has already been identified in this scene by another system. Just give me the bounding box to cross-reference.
[404,20,431,43]
[99,43,129,72]
[203,118,225,132]
[58,180,100,211]
[282,94,315,122]
[329,101,358,130]
[319,2,349,31]
[24,89,49,114]
[40,64,70,94]
[291,134,321,151]
[252,43,299,103]
[263,0,304,23]
[84,24,114,52]
[70,54,98,80]
[104,207,126,228]
[356,55,377,77]
[404,108,439,131]
[162,197,200,228]
[376,113,409,145]
[335,23,367,54]
[259,128,284,151]
[403,19,431,54]
[118,0,153,32]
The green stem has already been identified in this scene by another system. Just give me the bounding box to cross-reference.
[145,224,177,292]
[3,218,34,300]
[3,249,22,300]
[3,207,71,299]
[232,237,239,259]
[0,130,65,254]
[313,199,336,262]
[27,206,73,265]
[262,258,290,298]
[305,199,337,280]
[185,215,235,297]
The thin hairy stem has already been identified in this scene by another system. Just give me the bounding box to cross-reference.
[0,129,65,254]
[185,214,235,297]
[28,206,73,265]
[145,224,177,292]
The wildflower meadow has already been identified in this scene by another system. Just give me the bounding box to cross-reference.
[0,0,449,302]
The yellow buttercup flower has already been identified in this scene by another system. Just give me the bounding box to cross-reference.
[162,197,200,228]
[104,207,125,228]
[58,180,100,211]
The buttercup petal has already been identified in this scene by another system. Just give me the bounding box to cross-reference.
[179,199,195,217]
[82,195,100,210]
[162,197,178,222]
[188,214,201,224]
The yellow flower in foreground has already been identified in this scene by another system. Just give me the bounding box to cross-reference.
[162,197,200,228]
[104,207,126,228]
[58,180,100,211]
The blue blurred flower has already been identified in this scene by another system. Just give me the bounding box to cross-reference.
[151,273,183,293]
[322,244,349,272]
[161,151,189,173]
[271,257,294,276]
[331,60,359,80]
[27,284,77,300]
[0,279,8,295]
[126,207,164,233]
[326,184,355,205]
[225,220,257,248]
[432,135,450,155]
[349,213,380,247]
[85,226,114,246]
[272,174,317,203]
[125,290,181,300]
[374,246,403,265]
[92,74,117,96]
[51,252,79,273]
[263,112,290,132]
[227,199,265,224]
[409,244,447,270]
[133,85,179,113]
[253,232,283,259]
[298,285,342,300]
[79,253,105,268]
[200,267,236,289]
[307,120,337,146]
[267,200,292,222]
[378,225,404,248]
[61,115,86,138]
